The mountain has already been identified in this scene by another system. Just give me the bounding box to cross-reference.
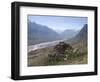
[67,24,88,48]
[73,24,88,41]
[61,29,78,40]
[28,20,61,45]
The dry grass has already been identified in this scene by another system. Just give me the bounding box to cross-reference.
[28,44,87,66]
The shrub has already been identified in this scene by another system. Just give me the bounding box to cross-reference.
[48,42,73,64]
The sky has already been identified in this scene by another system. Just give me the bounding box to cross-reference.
[28,15,88,33]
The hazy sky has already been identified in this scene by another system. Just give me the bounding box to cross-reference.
[28,15,88,33]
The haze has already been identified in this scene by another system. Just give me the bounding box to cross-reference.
[28,15,87,33]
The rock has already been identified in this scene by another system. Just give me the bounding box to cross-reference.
[54,42,73,54]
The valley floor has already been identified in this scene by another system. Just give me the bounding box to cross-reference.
[28,44,87,66]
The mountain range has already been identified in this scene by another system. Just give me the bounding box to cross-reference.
[28,20,61,45]
[28,20,87,46]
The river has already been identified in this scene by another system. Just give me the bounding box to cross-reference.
[28,39,66,52]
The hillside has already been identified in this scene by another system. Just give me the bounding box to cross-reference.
[66,24,88,45]
[72,24,87,42]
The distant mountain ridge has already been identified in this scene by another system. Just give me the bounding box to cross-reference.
[61,29,79,40]
[28,20,61,45]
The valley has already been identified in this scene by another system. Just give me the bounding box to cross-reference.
[28,19,88,66]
